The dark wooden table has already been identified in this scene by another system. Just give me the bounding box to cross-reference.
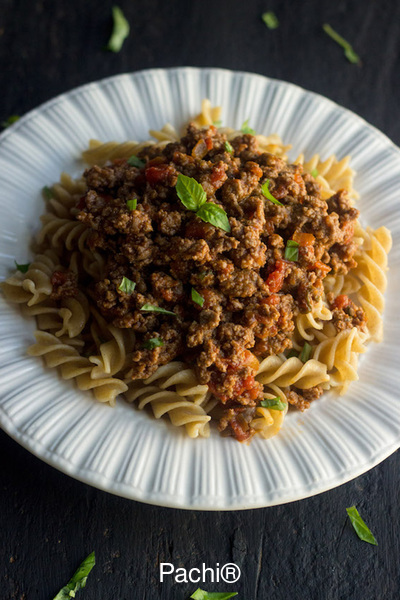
[1,1,399,598]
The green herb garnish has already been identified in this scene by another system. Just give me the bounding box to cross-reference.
[286,349,299,359]
[311,168,319,178]
[322,24,361,65]
[261,179,283,206]
[213,120,222,127]
[284,239,299,261]
[126,198,137,211]
[42,186,54,200]
[241,119,256,135]
[260,396,286,411]
[127,155,145,168]
[346,506,377,545]
[140,303,176,316]
[224,141,234,154]
[176,174,231,232]
[14,261,30,273]
[191,287,204,307]
[190,590,238,600]
[299,341,312,363]
[106,6,130,53]
[143,337,164,350]
[262,11,279,29]
[1,115,20,128]
[118,276,136,294]
[53,551,95,600]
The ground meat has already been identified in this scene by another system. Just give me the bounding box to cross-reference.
[75,124,361,441]
[286,385,324,411]
[327,293,367,332]
[50,270,78,300]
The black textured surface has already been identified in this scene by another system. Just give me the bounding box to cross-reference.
[1,1,399,599]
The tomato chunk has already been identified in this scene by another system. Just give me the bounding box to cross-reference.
[266,259,287,293]
[332,294,351,310]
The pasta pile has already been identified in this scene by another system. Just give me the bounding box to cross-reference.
[2,100,392,440]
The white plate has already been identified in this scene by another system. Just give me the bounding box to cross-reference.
[0,68,399,510]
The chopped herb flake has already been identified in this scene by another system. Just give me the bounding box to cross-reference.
[14,261,30,273]
[284,239,299,261]
[213,119,222,127]
[191,287,204,307]
[190,589,238,600]
[346,506,377,545]
[2,115,20,128]
[53,551,95,600]
[299,341,312,363]
[176,173,207,212]
[118,276,136,294]
[262,11,279,30]
[140,303,176,316]
[42,186,54,200]
[322,24,361,65]
[127,155,145,168]
[241,119,256,135]
[143,337,164,350]
[224,141,234,154]
[261,180,283,206]
[311,168,319,178]
[126,198,137,211]
[260,396,286,411]
[106,6,130,53]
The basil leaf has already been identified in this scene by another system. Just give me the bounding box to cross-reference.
[191,287,204,307]
[311,168,319,178]
[299,342,312,363]
[42,185,54,200]
[176,173,207,212]
[140,303,176,316]
[213,119,222,127]
[262,11,279,29]
[127,155,145,168]
[2,115,19,128]
[284,239,299,261]
[190,589,238,600]
[106,6,130,53]
[118,276,136,294]
[346,506,377,545]
[127,198,137,211]
[196,202,231,233]
[241,119,256,135]
[260,396,286,411]
[261,180,283,206]
[143,337,164,350]
[14,260,30,274]
[53,551,95,600]
[322,24,360,65]
[224,141,234,154]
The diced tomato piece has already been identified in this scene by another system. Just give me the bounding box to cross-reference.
[145,164,173,186]
[293,231,315,246]
[210,164,227,189]
[309,260,331,274]
[266,258,287,293]
[332,294,351,310]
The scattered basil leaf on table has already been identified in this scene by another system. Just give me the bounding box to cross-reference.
[284,239,299,261]
[190,589,238,600]
[196,202,231,233]
[176,173,207,212]
[322,24,360,65]
[261,180,283,206]
[260,396,286,411]
[224,141,234,154]
[106,6,130,53]
[14,261,30,273]
[42,185,54,200]
[143,337,164,350]
[118,276,136,294]
[241,119,256,135]
[140,303,176,316]
[127,155,145,168]
[1,115,20,128]
[191,287,205,307]
[126,198,137,211]
[261,11,279,30]
[299,341,312,363]
[53,551,95,600]
[346,506,378,545]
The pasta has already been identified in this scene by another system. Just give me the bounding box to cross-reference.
[1,100,392,442]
